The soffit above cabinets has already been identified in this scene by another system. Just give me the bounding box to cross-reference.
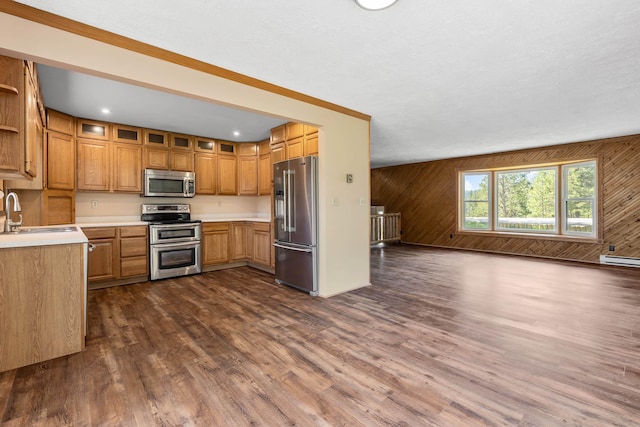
[36,64,287,142]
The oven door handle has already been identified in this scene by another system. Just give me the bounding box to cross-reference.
[151,240,200,249]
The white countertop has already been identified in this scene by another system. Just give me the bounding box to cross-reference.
[0,225,89,249]
[76,215,271,228]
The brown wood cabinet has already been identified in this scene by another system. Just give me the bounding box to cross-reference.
[84,227,118,282]
[119,226,148,277]
[258,152,271,196]
[202,222,230,265]
[194,137,216,153]
[270,124,286,145]
[0,56,41,180]
[143,129,169,147]
[170,133,194,151]
[46,109,74,135]
[170,150,194,172]
[76,139,110,191]
[195,153,217,195]
[238,156,258,196]
[76,118,110,141]
[286,122,304,140]
[218,155,238,195]
[271,143,285,164]
[143,147,170,170]
[0,243,85,372]
[252,222,271,266]
[47,131,75,190]
[286,136,304,159]
[231,222,249,261]
[304,133,318,156]
[112,124,142,144]
[42,189,75,225]
[112,143,142,193]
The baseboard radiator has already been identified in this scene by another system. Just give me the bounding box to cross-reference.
[600,255,640,267]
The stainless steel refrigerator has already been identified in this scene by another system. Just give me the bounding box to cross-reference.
[273,156,318,295]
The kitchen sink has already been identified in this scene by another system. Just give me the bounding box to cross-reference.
[10,226,78,234]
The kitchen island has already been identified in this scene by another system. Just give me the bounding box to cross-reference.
[0,226,87,372]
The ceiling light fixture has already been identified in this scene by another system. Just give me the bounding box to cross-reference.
[233,131,240,137]
[101,108,110,114]
[354,0,398,11]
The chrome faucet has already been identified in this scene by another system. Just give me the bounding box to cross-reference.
[4,191,23,233]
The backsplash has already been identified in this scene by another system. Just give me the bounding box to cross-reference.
[76,192,271,219]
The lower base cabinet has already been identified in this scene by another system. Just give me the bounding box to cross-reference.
[202,222,230,265]
[0,243,85,372]
[84,226,149,283]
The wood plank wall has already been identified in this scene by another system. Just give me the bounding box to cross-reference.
[370,134,640,263]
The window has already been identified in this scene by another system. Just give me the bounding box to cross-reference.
[460,160,597,238]
[462,172,491,230]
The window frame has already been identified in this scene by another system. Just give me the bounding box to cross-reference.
[561,161,597,238]
[458,159,598,239]
[460,171,492,231]
[493,166,559,234]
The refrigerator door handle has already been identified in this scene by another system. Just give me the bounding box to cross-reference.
[274,242,312,253]
[282,169,288,232]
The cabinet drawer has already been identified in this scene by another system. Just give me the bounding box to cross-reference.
[120,257,148,277]
[253,222,270,232]
[119,225,148,238]
[203,222,230,232]
[120,236,147,258]
[83,227,117,239]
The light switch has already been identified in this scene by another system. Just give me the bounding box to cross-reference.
[346,173,353,183]
[332,197,340,206]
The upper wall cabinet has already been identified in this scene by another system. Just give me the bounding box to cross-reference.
[77,119,110,141]
[46,110,74,136]
[143,129,169,147]
[0,56,42,180]
[195,137,216,153]
[170,133,194,151]
[113,124,142,144]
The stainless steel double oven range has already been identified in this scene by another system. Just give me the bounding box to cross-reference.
[141,203,202,281]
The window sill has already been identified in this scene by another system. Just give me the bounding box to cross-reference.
[456,230,601,244]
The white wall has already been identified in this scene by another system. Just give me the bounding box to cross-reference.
[0,11,371,297]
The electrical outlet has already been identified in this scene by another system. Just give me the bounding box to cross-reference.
[609,245,615,252]
[91,200,98,209]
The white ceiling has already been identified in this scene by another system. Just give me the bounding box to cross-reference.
[16,0,640,168]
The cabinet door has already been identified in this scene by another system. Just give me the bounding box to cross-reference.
[143,129,169,147]
[217,155,238,195]
[113,143,142,192]
[170,150,194,172]
[202,227,230,265]
[87,238,118,282]
[304,134,318,156]
[143,147,170,170]
[286,137,304,159]
[253,228,271,266]
[113,124,142,144]
[238,156,258,195]
[47,131,75,190]
[23,70,39,178]
[286,122,304,140]
[231,223,247,261]
[271,143,285,164]
[258,153,271,195]
[195,137,216,153]
[170,134,194,151]
[77,119,110,140]
[77,139,110,191]
[270,124,285,145]
[195,153,216,195]
[46,109,74,135]
[0,56,23,179]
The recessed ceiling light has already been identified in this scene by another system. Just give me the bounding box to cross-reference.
[233,131,240,137]
[101,108,110,114]
[354,0,398,11]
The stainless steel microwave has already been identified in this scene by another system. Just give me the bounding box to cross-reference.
[144,169,195,198]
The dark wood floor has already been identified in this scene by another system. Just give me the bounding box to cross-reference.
[2,244,640,426]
